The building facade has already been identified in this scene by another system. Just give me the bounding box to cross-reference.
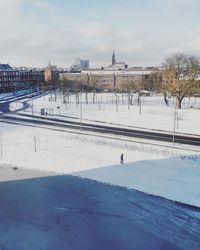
[44,62,59,89]
[0,64,45,93]
[59,69,152,90]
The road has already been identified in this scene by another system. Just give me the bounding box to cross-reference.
[1,112,200,147]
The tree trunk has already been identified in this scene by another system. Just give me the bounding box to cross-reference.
[177,97,182,109]
[85,91,88,104]
[76,92,79,106]
[93,92,96,104]
[163,91,168,106]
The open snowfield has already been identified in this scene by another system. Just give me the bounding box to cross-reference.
[1,93,200,249]
[15,92,200,135]
[0,122,200,208]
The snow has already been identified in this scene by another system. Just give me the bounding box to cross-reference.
[1,92,200,208]
[0,122,200,208]
[18,92,200,135]
[1,92,200,249]
[1,167,198,250]
[9,101,24,111]
[75,157,200,207]
[0,93,12,100]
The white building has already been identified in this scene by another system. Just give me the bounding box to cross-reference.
[107,50,128,70]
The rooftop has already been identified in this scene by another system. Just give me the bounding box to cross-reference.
[0,64,13,71]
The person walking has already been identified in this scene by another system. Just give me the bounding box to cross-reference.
[120,154,124,164]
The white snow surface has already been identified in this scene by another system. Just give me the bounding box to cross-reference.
[0,122,200,207]
[18,92,200,135]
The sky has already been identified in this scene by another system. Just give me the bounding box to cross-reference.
[0,0,200,68]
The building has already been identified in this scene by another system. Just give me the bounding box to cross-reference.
[44,61,59,88]
[70,59,90,71]
[76,59,89,69]
[108,50,128,70]
[59,69,152,90]
[59,50,156,90]
[0,64,12,71]
[0,63,44,93]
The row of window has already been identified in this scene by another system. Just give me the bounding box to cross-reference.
[0,77,21,81]
[0,82,32,87]
[66,75,143,80]
[0,70,44,76]
[0,77,43,81]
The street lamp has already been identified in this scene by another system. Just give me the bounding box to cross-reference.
[139,95,142,115]
[80,89,83,131]
[31,99,34,117]
[172,97,177,146]
[0,138,2,157]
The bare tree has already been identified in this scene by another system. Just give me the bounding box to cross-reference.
[90,76,100,104]
[162,53,200,109]
[146,71,163,93]
[121,79,145,106]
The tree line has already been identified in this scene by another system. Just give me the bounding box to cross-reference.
[59,52,200,109]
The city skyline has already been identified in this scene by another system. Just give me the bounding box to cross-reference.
[0,0,200,68]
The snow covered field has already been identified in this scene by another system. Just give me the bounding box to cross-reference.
[0,122,200,208]
[2,167,198,250]
[17,92,200,135]
[1,92,200,208]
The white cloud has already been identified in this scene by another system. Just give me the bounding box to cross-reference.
[29,0,51,10]
[0,0,200,67]
[78,22,108,38]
